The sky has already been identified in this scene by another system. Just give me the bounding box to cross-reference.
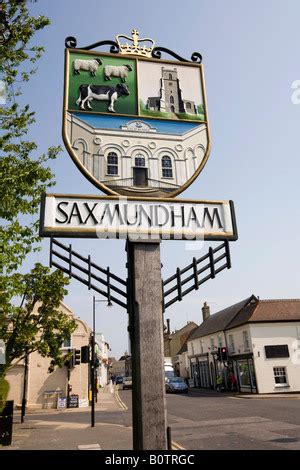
[18,0,300,359]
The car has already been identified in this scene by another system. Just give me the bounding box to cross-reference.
[122,376,132,390]
[115,376,124,385]
[165,377,188,394]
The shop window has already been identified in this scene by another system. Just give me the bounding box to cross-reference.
[229,334,235,353]
[243,331,250,350]
[265,345,289,358]
[107,152,118,175]
[162,156,173,178]
[273,367,288,385]
[61,337,71,349]
[135,156,145,167]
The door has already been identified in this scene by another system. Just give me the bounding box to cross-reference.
[133,167,148,186]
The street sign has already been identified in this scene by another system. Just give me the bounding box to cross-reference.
[40,194,237,241]
[63,29,210,199]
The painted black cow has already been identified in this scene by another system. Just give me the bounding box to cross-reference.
[76,83,130,112]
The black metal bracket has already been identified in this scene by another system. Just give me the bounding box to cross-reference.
[50,239,231,312]
[50,238,127,309]
[162,241,231,310]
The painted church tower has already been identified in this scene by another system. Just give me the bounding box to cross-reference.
[159,67,185,114]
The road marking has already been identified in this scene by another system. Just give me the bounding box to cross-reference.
[172,440,186,450]
[115,385,128,410]
[78,444,101,450]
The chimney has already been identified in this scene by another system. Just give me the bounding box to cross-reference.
[202,302,210,322]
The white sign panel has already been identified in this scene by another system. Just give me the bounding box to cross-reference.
[40,194,238,241]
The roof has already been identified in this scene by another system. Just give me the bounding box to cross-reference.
[228,299,300,329]
[188,296,257,340]
[176,326,198,355]
[189,297,300,341]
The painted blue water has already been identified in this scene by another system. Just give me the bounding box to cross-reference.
[73,112,201,135]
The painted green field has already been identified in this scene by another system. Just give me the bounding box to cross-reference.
[139,100,205,121]
[68,53,137,115]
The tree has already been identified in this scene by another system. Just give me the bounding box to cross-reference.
[0,2,72,407]
[0,264,76,405]
[0,0,61,274]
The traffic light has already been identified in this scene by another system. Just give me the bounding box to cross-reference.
[74,349,81,365]
[81,345,90,363]
[217,347,228,361]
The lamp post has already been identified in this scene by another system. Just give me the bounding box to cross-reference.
[91,295,112,428]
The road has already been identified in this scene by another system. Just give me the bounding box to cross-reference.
[3,388,300,450]
[119,389,300,450]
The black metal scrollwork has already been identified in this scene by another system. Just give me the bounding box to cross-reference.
[65,36,120,54]
[152,47,202,64]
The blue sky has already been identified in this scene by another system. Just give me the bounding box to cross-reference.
[20,0,300,358]
[73,113,200,134]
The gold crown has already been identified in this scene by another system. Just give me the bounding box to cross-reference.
[116,29,155,58]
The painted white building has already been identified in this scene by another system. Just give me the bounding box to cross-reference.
[95,333,109,388]
[187,296,300,394]
[67,112,208,196]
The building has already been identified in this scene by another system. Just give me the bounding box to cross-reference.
[6,302,109,408]
[95,333,110,388]
[110,352,130,378]
[164,320,197,376]
[147,67,197,115]
[187,297,300,394]
[67,112,208,197]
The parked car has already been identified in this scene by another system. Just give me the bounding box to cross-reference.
[166,377,188,394]
[115,376,124,384]
[122,376,132,390]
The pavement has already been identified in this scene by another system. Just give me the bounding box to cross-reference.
[189,387,300,399]
[2,385,133,451]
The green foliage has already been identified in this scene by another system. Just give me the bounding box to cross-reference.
[0,1,62,274]
[0,3,74,384]
[0,263,76,379]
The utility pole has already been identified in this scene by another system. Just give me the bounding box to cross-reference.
[21,348,29,423]
[127,241,167,450]
[91,296,96,428]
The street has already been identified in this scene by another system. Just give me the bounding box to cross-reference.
[3,387,300,450]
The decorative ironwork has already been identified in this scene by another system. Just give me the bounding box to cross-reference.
[64,29,202,63]
[116,29,155,57]
[50,238,127,309]
[65,36,120,54]
[50,239,231,312]
[162,241,231,310]
[152,47,202,64]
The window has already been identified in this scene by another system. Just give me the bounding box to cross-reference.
[243,331,250,350]
[191,342,194,355]
[200,340,204,354]
[107,152,118,175]
[162,156,173,178]
[273,367,288,386]
[170,95,174,104]
[62,337,71,349]
[135,156,145,167]
[169,74,172,80]
[169,82,173,86]
[218,335,223,348]
[229,334,235,353]
[265,345,289,359]
[210,337,215,350]
[186,102,191,109]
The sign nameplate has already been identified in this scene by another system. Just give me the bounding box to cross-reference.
[40,194,237,241]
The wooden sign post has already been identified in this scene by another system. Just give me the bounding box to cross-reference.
[127,241,167,450]
[39,28,239,451]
